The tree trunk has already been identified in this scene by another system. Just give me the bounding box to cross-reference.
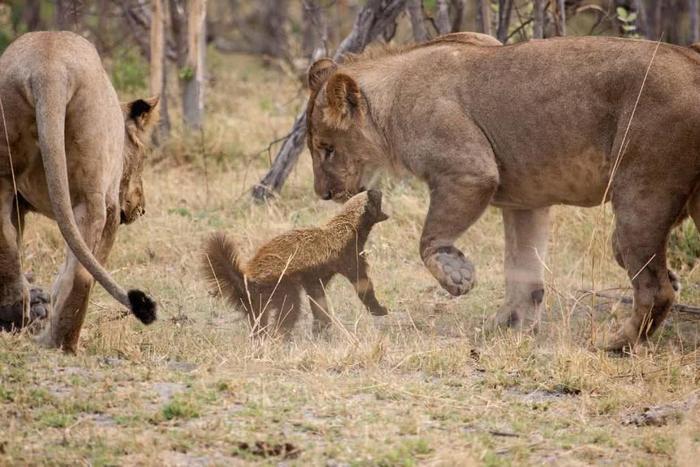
[407,0,429,42]
[435,0,451,34]
[182,0,206,130]
[496,0,513,43]
[265,0,289,59]
[150,0,170,139]
[691,0,699,43]
[21,0,43,31]
[533,0,544,39]
[302,0,329,60]
[475,0,491,36]
[557,0,565,36]
[303,0,326,57]
[251,0,409,201]
[55,0,82,31]
[169,0,187,70]
[632,0,647,39]
[450,0,465,32]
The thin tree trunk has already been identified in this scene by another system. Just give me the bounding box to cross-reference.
[475,0,491,36]
[251,0,409,201]
[169,0,187,70]
[435,0,451,34]
[557,0,565,36]
[533,0,544,39]
[150,0,170,139]
[407,0,429,42]
[302,0,326,56]
[450,0,465,32]
[691,0,699,43]
[302,0,329,60]
[22,0,42,31]
[56,0,82,31]
[182,0,206,130]
[647,0,662,40]
[496,0,513,43]
[265,0,289,59]
[633,0,647,39]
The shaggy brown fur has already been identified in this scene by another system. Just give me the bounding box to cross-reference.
[203,190,389,337]
[305,33,700,350]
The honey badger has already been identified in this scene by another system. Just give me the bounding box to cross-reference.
[203,190,389,336]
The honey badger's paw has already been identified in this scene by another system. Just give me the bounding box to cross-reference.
[425,247,476,296]
[369,304,388,316]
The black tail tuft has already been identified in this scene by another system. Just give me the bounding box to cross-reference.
[128,289,157,324]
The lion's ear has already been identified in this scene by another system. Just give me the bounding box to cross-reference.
[124,96,160,130]
[323,73,365,130]
[308,58,337,93]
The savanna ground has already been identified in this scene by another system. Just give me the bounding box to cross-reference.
[1,50,700,466]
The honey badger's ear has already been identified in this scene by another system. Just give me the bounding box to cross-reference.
[123,96,160,130]
[323,73,365,130]
[308,58,337,93]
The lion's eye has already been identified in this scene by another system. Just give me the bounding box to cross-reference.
[322,146,335,161]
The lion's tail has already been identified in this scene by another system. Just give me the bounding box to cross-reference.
[31,66,156,324]
[203,232,251,311]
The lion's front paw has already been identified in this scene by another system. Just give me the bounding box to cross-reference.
[425,247,475,296]
[29,286,51,323]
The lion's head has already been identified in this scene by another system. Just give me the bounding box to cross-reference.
[120,97,159,224]
[306,59,386,203]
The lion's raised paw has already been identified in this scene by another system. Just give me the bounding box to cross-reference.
[425,247,476,296]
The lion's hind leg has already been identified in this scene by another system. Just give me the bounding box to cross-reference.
[603,191,686,351]
[0,180,29,331]
[38,195,112,352]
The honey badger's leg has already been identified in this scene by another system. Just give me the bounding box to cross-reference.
[491,208,549,331]
[305,278,332,336]
[0,180,29,330]
[38,195,110,352]
[273,285,301,337]
[341,257,387,316]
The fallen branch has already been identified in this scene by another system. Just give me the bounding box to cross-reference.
[579,289,700,317]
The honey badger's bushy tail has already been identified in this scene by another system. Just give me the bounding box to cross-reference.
[203,232,249,310]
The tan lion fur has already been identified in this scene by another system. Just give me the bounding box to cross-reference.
[305,34,700,350]
[0,31,159,352]
[203,190,389,337]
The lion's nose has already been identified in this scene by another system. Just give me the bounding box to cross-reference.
[321,191,332,200]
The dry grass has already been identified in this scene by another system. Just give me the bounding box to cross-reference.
[1,50,699,466]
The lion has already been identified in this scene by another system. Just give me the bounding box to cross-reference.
[203,190,388,337]
[0,31,159,352]
[304,32,700,350]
